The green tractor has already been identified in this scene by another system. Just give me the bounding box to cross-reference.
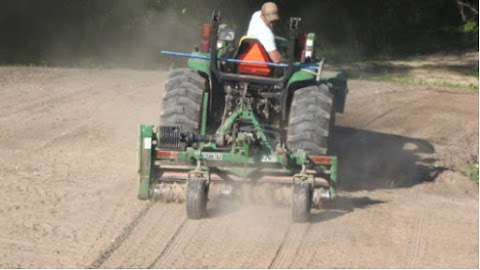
[138,11,348,222]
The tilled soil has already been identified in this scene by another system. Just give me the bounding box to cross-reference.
[0,66,477,268]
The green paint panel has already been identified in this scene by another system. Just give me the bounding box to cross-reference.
[187,52,210,75]
[287,69,345,87]
[329,156,338,198]
[288,70,315,87]
[320,71,343,81]
[200,91,209,136]
[138,124,154,200]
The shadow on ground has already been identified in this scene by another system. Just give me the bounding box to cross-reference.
[334,126,446,191]
[311,196,385,223]
[208,126,443,221]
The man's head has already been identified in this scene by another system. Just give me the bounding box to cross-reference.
[261,2,279,28]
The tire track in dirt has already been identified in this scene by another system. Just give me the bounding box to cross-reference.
[150,212,231,268]
[267,223,293,268]
[407,209,427,268]
[89,201,154,268]
[98,203,187,268]
[146,218,188,268]
[268,223,311,268]
[149,204,292,268]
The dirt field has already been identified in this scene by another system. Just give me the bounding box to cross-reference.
[0,66,478,268]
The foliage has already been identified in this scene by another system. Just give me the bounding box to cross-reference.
[0,0,477,67]
[462,21,478,33]
[466,162,479,183]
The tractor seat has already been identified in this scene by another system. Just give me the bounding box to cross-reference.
[236,37,272,77]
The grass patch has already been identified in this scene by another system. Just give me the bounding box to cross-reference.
[465,162,479,183]
[357,73,479,91]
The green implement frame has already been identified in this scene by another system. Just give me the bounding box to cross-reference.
[138,89,338,200]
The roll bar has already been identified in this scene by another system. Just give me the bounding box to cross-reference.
[209,10,300,85]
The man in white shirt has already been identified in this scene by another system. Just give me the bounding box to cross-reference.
[246,2,282,63]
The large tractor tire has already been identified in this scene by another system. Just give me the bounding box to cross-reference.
[165,68,205,92]
[287,84,335,155]
[160,69,205,132]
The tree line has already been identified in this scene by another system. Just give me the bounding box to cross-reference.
[0,0,477,67]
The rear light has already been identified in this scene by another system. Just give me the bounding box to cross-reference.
[303,33,315,61]
[200,23,211,52]
[296,33,306,60]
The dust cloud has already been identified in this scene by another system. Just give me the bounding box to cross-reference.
[0,1,256,68]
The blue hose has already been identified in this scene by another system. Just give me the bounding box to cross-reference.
[160,50,319,70]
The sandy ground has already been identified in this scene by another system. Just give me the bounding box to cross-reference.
[0,66,478,268]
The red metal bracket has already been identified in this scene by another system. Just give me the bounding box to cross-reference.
[309,155,332,165]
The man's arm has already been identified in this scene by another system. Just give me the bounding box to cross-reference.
[268,50,281,63]
[264,34,281,63]
[255,23,281,63]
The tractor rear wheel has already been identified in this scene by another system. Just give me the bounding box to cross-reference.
[158,69,205,208]
[160,69,205,132]
[292,181,313,222]
[287,84,335,155]
[165,68,205,93]
[186,179,209,219]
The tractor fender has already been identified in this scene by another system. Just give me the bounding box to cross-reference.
[187,52,210,78]
[286,69,348,114]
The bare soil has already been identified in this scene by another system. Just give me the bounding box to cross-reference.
[0,66,477,268]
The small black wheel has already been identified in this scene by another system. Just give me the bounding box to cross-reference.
[186,179,209,219]
[292,181,313,223]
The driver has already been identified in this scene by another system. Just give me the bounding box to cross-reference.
[246,2,282,63]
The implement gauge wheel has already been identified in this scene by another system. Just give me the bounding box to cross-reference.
[292,181,313,223]
[186,179,209,219]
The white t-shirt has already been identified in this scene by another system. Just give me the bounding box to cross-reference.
[246,11,276,52]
